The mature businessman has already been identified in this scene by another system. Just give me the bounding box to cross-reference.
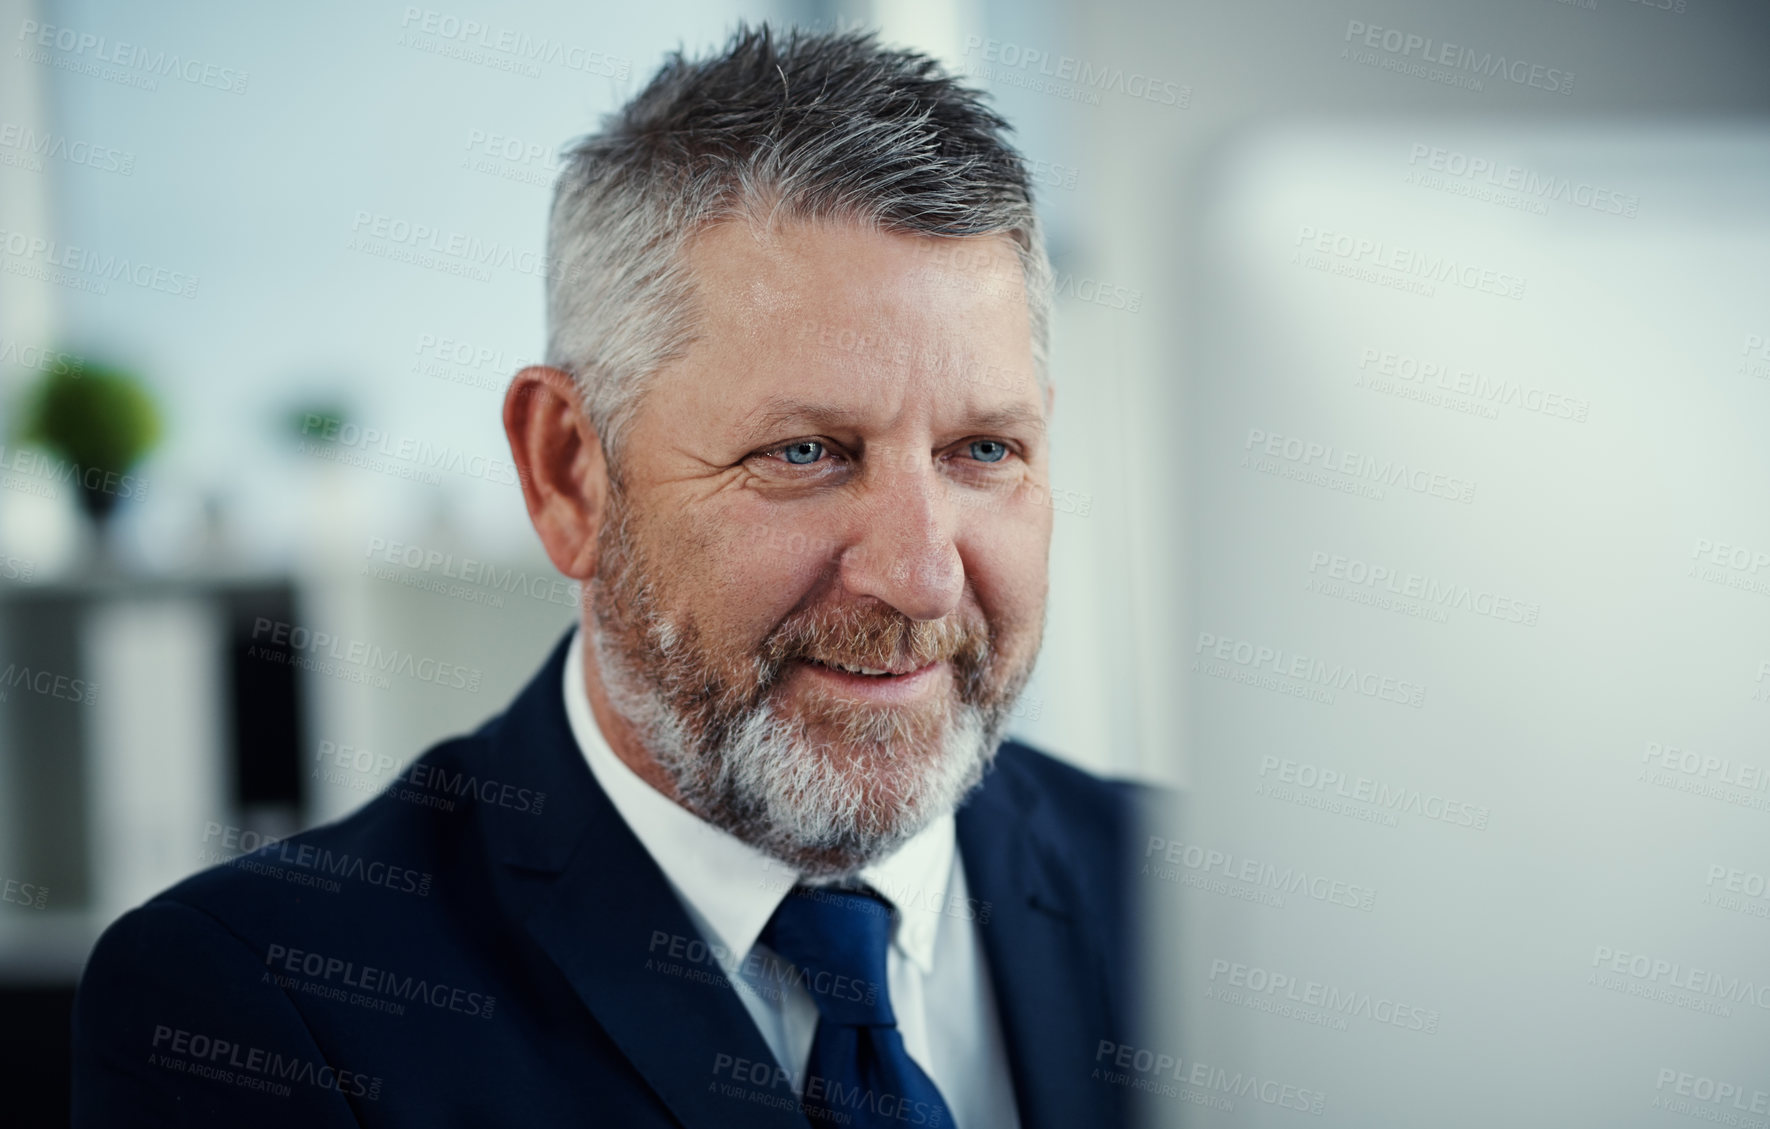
[73,24,1148,1128]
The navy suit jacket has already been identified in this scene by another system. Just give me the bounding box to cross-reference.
[72,630,1149,1127]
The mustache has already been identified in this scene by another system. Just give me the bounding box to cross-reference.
[755,602,992,692]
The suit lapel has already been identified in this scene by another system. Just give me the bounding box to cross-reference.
[478,632,808,1129]
[956,744,1127,1129]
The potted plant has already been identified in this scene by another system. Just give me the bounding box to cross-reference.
[19,358,162,525]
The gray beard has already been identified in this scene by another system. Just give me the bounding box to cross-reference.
[585,497,1021,879]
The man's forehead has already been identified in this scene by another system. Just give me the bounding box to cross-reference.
[686,218,1026,314]
[669,217,1042,433]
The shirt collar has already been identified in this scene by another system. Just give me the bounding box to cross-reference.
[562,627,951,976]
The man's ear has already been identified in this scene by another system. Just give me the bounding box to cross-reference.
[503,365,608,580]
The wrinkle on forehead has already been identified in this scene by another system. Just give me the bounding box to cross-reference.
[668,217,1040,425]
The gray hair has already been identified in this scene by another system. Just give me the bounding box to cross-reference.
[544,22,1054,474]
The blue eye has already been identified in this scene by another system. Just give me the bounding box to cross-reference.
[781,441,824,465]
[968,439,1009,463]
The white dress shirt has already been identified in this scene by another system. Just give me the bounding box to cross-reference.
[562,628,1020,1129]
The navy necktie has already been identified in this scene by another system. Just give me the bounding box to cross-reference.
[760,885,958,1129]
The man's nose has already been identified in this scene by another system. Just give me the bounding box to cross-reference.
[836,451,964,623]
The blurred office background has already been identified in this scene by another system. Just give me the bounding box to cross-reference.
[2,0,1767,1125]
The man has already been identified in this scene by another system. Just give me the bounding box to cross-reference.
[73,24,1151,1128]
